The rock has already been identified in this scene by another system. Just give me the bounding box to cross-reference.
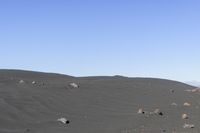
[182,114,189,119]
[154,108,160,114]
[137,108,143,114]
[57,117,70,124]
[183,123,195,129]
[32,81,36,84]
[19,80,25,84]
[171,102,178,106]
[69,82,79,88]
[183,102,191,107]
[153,108,163,116]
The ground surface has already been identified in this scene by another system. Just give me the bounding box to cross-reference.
[0,70,199,133]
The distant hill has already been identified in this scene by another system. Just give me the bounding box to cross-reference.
[0,69,199,133]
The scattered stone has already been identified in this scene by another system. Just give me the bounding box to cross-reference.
[182,113,189,119]
[69,82,79,88]
[57,117,70,124]
[138,108,164,116]
[137,108,143,114]
[19,80,25,84]
[32,81,36,84]
[153,108,163,116]
[171,102,178,106]
[183,102,191,107]
[154,108,160,114]
[183,123,195,129]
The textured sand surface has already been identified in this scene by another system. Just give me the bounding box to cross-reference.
[0,70,199,133]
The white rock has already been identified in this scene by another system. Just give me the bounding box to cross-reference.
[137,108,143,114]
[69,82,79,88]
[19,80,25,84]
[182,114,189,119]
[171,102,178,106]
[57,117,69,124]
[183,102,191,107]
[153,108,160,114]
[183,123,195,128]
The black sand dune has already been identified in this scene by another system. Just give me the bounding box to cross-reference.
[0,70,199,133]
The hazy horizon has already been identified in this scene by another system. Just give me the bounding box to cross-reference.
[1,0,200,82]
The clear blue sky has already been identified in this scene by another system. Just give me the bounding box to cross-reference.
[0,0,200,82]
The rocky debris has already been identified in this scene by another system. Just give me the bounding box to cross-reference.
[183,123,195,129]
[57,117,70,124]
[182,113,189,119]
[137,108,149,115]
[171,102,178,106]
[19,80,25,84]
[69,82,79,88]
[153,108,160,114]
[183,102,191,107]
[32,81,36,84]
[137,108,143,114]
[153,108,163,116]
[137,108,163,116]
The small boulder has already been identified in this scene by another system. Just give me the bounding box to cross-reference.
[183,123,195,129]
[57,117,70,124]
[19,80,25,84]
[154,108,160,114]
[182,114,189,119]
[69,82,79,88]
[183,102,191,107]
[153,108,163,116]
[171,102,178,106]
[137,108,143,114]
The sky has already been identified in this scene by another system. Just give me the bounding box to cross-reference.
[0,0,200,82]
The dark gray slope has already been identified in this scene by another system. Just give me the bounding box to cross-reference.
[0,70,199,133]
